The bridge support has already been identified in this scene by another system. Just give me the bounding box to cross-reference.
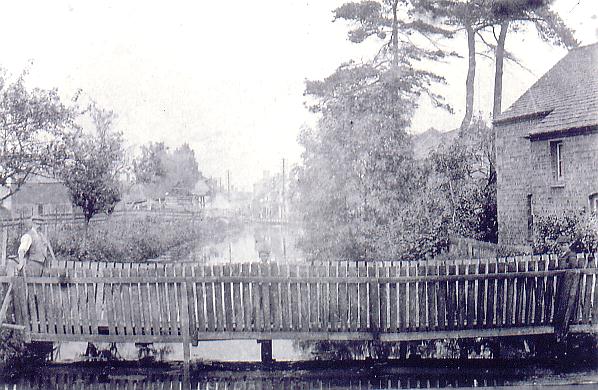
[257,340,273,363]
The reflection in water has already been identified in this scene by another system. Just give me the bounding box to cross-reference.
[189,223,303,264]
[5,364,595,389]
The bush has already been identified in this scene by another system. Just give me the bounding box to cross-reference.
[533,211,598,254]
[50,215,236,262]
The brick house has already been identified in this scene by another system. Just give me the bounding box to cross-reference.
[494,43,598,245]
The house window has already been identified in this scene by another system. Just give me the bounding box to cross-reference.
[550,141,564,181]
[526,193,534,241]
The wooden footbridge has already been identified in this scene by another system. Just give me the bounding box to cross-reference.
[1,254,597,363]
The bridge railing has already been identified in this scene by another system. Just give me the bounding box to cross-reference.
[1,254,596,346]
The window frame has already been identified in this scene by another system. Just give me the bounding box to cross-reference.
[550,140,564,183]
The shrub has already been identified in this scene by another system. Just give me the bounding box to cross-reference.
[50,215,237,262]
[533,211,598,254]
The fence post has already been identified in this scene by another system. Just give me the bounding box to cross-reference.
[1,226,7,267]
[180,280,191,367]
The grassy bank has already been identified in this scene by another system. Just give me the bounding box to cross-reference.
[50,215,240,263]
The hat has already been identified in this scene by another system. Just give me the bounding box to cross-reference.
[556,235,570,244]
[31,216,44,223]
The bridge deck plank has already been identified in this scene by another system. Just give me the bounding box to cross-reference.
[358,263,367,331]
[223,264,234,332]
[213,265,225,332]
[427,264,437,331]
[467,263,476,329]
[232,263,243,332]
[104,269,115,335]
[476,262,486,328]
[328,262,338,332]
[525,257,536,325]
[271,263,281,331]
[260,263,271,332]
[167,267,179,335]
[37,275,49,334]
[339,262,349,332]
[288,264,299,332]
[250,263,262,332]
[204,265,216,332]
[544,256,557,324]
[308,264,318,331]
[406,263,415,331]
[446,264,456,330]
[299,264,309,332]
[368,264,379,332]
[157,267,170,335]
[457,263,466,329]
[151,267,163,335]
[436,263,446,330]
[193,265,205,333]
[535,258,546,325]
[417,264,427,331]
[581,255,594,324]
[130,268,142,335]
[347,263,358,332]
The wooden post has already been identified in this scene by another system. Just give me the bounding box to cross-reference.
[180,280,191,367]
[257,339,273,363]
[0,226,7,267]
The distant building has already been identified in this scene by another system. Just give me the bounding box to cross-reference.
[494,43,598,245]
[0,173,72,216]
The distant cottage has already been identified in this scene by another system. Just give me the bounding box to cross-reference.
[0,173,72,216]
[494,43,598,245]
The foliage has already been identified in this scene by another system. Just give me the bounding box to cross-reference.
[533,211,598,254]
[59,105,125,224]
[50,215,232,262]
[0,329,25,366]
[133,142,202,198]
[427,117,497,243]
[296,0,459,261]
[0,72,77,201]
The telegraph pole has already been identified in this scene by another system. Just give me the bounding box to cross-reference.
[281,158,286,220]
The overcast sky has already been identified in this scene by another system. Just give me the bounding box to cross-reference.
[0,0,596,190]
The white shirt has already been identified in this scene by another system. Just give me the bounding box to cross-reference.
[18,232,34,255]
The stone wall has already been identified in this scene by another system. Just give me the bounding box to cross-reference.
[496,120,598,245]
[530,130,598,216]
[495,119,536,245]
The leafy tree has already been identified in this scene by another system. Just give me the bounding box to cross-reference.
[486,0,578,117]
[416,0,577,122]
[427,117,497,243]
[296,0,463,261]
[133,142,202,198]
[0,72,76,201]
[60,105,125,224]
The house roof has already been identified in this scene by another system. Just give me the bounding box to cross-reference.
[494,42,598,137]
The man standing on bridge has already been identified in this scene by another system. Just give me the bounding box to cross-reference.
[554,235,581,343]
[16,216,55,276]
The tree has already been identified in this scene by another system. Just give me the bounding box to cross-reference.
[296,0,465,260]
[60,105,125,224]
[416,0,578,123]
[133,142,201,198]
[0,72,76,201]
[486,0,578,117]
[427,117,497,243]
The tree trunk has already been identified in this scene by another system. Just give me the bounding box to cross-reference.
[493,21,509,119]
[391,0,399,69]
[460,24,476,131]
